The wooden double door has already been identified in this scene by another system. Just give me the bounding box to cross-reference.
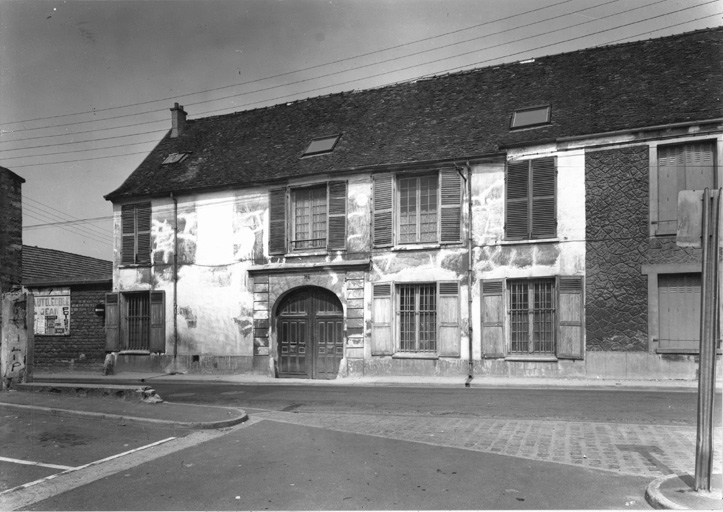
[277,287,344,379]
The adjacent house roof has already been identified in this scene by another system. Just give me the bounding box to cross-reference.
[106,27,723,202]
[22,245,112,287]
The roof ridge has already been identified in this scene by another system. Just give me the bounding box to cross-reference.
[22,245,112,265]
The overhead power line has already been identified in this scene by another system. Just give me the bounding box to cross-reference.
[0,0,575,127]
[4,5,720,169]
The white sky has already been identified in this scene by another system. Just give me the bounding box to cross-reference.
[1,0,720,261]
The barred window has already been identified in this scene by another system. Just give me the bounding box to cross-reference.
[398,283,437,353]
[508,279,555,354]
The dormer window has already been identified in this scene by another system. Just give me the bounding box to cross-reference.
[510,106,551,130]
[302,134,341,157]
[162,152,190,165]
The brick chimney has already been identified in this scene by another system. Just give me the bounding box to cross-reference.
[170,103,187,138]
[0,167,25,296]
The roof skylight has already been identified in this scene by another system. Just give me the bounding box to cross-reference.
[162,152,190,165]
[510,106,551,130]
[303,135,341,157]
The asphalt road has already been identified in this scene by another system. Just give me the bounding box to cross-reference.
[4,384,719,510]
[22,418,654,511]
[148,382,711,426]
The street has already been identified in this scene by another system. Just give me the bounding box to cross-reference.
[1,383,721,510]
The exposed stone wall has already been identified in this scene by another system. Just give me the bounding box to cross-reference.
[33,285,108,371]
[585,147,649,351]
[585,146,703,352]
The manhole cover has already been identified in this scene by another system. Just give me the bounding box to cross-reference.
[167,392,197,397]
[220,391,247,395]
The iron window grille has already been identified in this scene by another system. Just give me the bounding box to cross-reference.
[398,283,437,353]
[508,278,555,354]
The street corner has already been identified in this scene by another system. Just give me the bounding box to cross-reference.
[646,473,723,510]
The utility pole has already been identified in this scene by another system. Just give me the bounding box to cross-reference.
[677,188,721,492]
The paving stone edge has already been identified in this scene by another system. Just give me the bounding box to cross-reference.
[0,401,248,430]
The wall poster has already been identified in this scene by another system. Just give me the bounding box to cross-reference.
[33,288,70,336]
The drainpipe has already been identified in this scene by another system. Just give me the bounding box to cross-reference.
[464,162,474,387]
[171,193,178,362]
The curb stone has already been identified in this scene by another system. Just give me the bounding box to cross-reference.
[0,401,248,430]
[645,473,723,510]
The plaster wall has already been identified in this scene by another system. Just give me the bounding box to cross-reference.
[470,148,586,359]
[112,189,265,358]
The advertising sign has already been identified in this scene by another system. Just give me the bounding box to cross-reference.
[33,288,70,336]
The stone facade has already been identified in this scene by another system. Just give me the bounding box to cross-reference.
[585,145,706,353]
[31,285,108,372]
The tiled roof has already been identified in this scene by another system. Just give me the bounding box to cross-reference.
[22,245,112,286]
[106,27,723,201]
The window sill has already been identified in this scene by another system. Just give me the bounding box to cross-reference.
[504,355,558,362]
[392,352,439,360]
[119,264,152,269]
[284,250,329,257]
[497,238,560,246]
[656,348,722,355]
[391,243,441,251]
[118,350,150,355]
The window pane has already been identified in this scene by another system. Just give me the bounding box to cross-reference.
[508,281,529,353]
[511,106,550,129]
[399,176,438,243]
[293,187,327,249]
[399,285,416,351]
[419,176,438,242]
[532,280,555,354]
[399,178,417,243]
[418,284,437,351]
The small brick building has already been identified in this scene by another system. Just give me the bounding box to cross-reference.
[23,245,112,372]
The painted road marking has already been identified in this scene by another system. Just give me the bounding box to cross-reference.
[0,420,262,511]
[0,457,75,471]
[0,437,176,499]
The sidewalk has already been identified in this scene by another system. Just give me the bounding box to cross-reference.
[0,386,247,430]
[24,369,714,391]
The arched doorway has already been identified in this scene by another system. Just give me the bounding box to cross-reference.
[276,286,344,379]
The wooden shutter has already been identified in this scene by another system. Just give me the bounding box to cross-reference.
[121,205,136,265]
[684,142,716,191]
[438,281,460,357]
[556,276,584,359]
[440,169,462,243]
[269,188,287,255]
[531,157,556,239]
[371,283,394,355]
[373,174,393,247]
[481,280,506,358]
[105,292,120,351]
[149,291,166,353]
[135,203,152,264]
[505,161,529,240]
[327,181,347,250]
[657,145,682,235]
